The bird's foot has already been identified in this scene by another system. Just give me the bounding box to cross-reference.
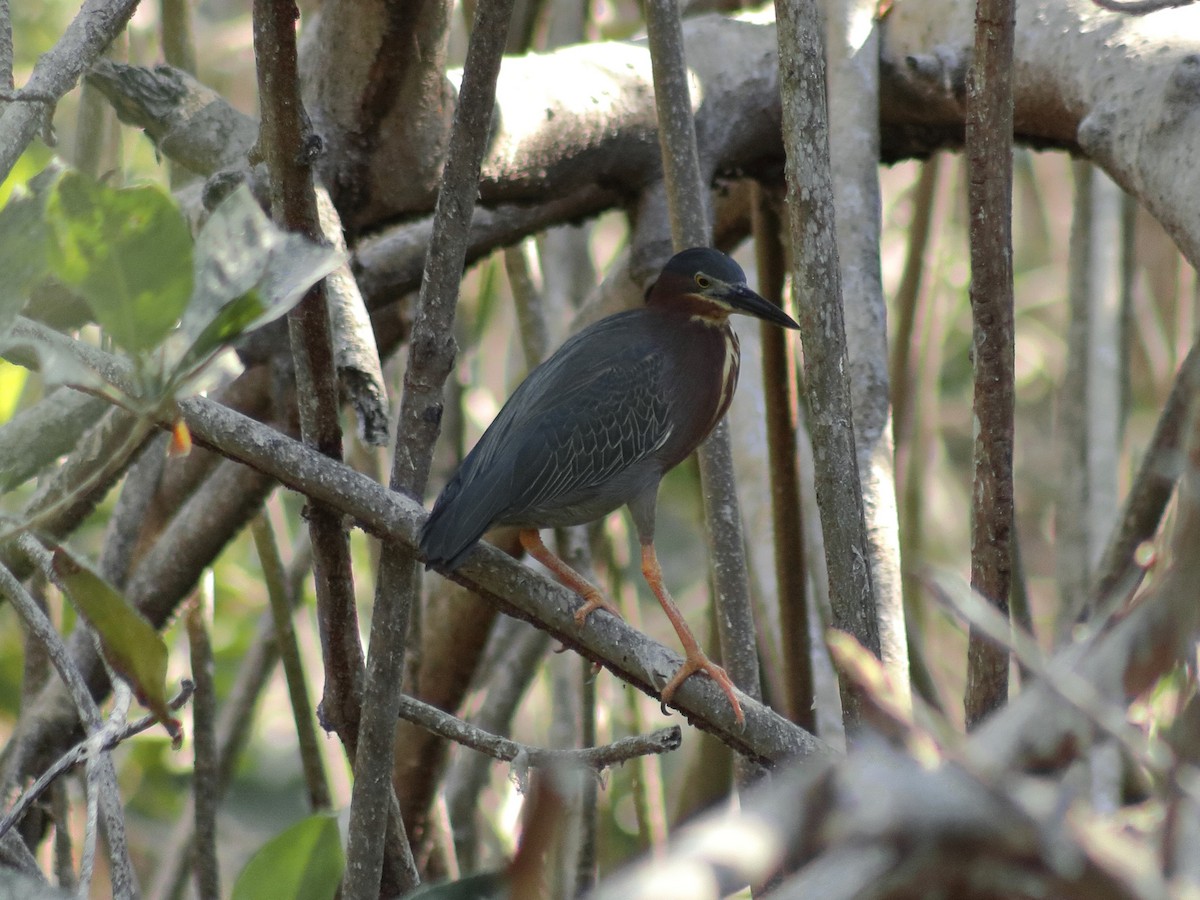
[660,652,745,727]
[573,589,623,628]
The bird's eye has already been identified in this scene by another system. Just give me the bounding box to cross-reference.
[695,274,712,289]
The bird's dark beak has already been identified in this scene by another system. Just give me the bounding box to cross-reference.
[723,284,800,330]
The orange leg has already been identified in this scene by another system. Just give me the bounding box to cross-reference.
[519,529,622,626]
[641,542,745,726]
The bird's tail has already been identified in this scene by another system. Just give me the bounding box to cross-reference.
[419,478,498,571]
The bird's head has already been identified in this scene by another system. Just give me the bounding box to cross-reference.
[646,247,800,330]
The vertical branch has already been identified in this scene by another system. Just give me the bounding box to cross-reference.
[774,0,879,732]
[751,188,814,732]
[643,0,764,758]
[342,0,515,894]
[159,0,196,75]
[890,159,941,451]
[186,587,220,900]
[891,159,944,710]
[1056,160,1093,632]
[1085,172,1126,580]
[252,0,416,889]
[0,0,11,97]
[1060,164,1133,634]
[159,0,197,186]
[820,0,909,707]
[963,0,1016,729]
[252,516,331,811]
[252,0,367,765]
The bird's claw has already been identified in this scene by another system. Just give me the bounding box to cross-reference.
[573,592,623,628]
[660,655,746,727]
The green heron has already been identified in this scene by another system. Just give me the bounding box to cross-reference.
[421,247,799,724]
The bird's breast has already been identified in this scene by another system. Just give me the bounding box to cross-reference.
[658,319,741,464]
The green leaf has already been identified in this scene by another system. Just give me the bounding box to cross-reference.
[45,172,193,356]
[401,871,509,899]
[0,144,54,208]
[51,547,180,744]
[176,185,341,372]
[0,359,29,424]
[0,161,65,342]
[231,814,344,900]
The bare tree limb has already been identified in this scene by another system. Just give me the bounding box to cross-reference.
[963,0,1016,729]
[751,189,814,732]
[775,0,878,733]
[251,515,330,811]
[397,694,681,772]
[254,0,368,779]
[822,0,909,703]
[186,592,220,900]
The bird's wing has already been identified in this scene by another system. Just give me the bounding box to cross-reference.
[458,312,673,518]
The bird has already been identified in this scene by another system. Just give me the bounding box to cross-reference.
[420,247,800,725]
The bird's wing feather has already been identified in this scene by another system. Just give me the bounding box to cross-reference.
[456,311,672,519]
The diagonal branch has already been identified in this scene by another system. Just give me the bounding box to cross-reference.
[0,0,140,180]
[9,317,831,766]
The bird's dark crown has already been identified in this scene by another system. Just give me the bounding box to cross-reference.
[644,246,800,331]
[645,248,749,324]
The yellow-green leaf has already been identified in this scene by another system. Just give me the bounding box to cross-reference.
[232,814,344,900]
[51,547,180,744]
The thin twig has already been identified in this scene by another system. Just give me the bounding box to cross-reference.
[51,783,75,893]
[0,550,137,899]
[0,683,194,843]
[398,695,681,772]
[251,515,330,810]
[891,158,945,712]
